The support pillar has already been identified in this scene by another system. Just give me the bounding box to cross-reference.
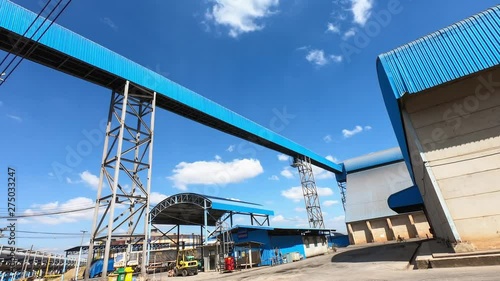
[365,221,374,243]
[85,82,156,281]
[291,156,325,229]
[386,218,395,241]
[408,214,419,238]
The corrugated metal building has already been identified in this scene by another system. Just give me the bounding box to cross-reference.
[227,226,336,267]
[344,147,432,245]
[377,5,500,251]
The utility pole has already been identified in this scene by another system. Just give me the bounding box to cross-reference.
[75,230,87,281]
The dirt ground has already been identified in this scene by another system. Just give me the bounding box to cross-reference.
[147,242,500,281]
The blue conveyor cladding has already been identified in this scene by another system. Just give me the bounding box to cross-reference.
[0,0,342,173]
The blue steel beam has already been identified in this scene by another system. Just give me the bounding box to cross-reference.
[0,0,342,173]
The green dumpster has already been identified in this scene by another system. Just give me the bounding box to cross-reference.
[116,268,126,281]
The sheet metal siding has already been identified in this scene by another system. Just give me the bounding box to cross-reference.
[343,147,404,173]
[378,5,500,98]
[232,229,272,266]
[211,202,274,216]
[269,235,306,259]
[0,0,341,173]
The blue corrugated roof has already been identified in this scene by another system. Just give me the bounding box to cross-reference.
[229,225,336,232]
[209,198,274,216]
[377,6,500,180]
[344,147,403,173]
[377,5,500,98]
[0,0,342,174]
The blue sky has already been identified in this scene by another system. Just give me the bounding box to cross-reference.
[1,0,497,253]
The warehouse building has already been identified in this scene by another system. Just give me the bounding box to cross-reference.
[226,226,342,267]
[377,6,500,250]
[344,147,432,245]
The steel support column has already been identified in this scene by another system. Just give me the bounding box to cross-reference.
[85,81,156,281]
[338,181,347,210]
[292,156,325,229]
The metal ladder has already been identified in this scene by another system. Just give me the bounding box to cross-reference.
[215,220,234,272]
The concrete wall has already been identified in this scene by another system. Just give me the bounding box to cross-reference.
[347,212,431,245]
[402,67,500,250]
[302,236,328,258]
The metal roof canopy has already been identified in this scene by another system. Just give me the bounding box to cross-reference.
[228,225,336,236]
[377,5,500,177]
[150,193,274,226]
[0,0,342,174]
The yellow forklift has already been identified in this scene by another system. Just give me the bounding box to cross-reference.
[173,249,198,277]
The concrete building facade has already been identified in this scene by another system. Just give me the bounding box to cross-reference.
[377,6,500,251]
[344,148,432,245]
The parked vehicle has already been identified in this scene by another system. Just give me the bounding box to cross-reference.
[172,250,198,277]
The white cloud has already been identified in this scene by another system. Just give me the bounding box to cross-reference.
[23,197,95,225]
[281,186,334,202]
[330,55,343,63]
[306,49,328,66]
[6,114,22,122]
[205,0,280,38]
[296,45,309,51]
[343,28,356,39]
[79,170,100,190]
[351,0,373,26]
[326,22,340,33]
[0,101,3,106]
[277,154,289,161]
[271,214,286,222]
[326,155,339,163]
[323,135,332,143]
[342,125,372,138]
[312,165,334,180]
[305,49,343,66]
[150,192,168,205]
[215,155,222,161]
[169,158,264,190]
[268,175,279,181]
[48,172,54,177]
[311,155,338,180]
[226,145,235,152]
[280,167,294,179]
[323,200,339,207]
[100,17,118,31]
[294,207,305,212]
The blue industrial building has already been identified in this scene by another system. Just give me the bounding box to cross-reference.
[228,226,344,266]
[148,193,348,270]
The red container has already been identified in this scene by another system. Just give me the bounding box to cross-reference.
[224,257,234,271]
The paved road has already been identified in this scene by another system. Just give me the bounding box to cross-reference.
[148,243,500,281]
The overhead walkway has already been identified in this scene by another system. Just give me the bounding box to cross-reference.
[0,0,341,173]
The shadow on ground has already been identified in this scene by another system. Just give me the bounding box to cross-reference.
[331,241,420,263]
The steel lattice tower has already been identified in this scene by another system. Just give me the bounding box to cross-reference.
[292,157,325,229]
[338,181,347,210]
[85,81,156,281]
